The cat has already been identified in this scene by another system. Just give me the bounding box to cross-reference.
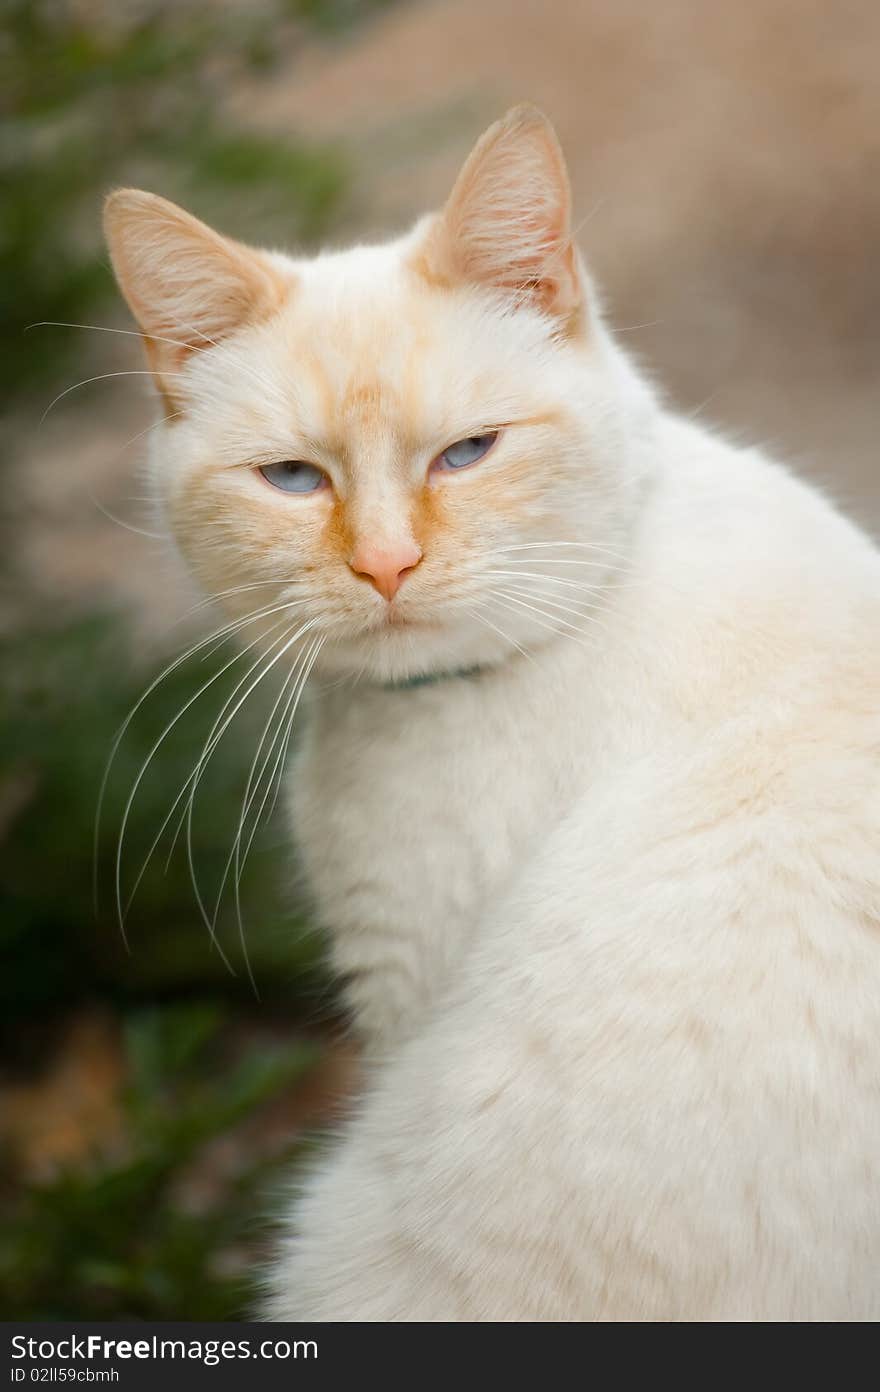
[104,105,880,1321]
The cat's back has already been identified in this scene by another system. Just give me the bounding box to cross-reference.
[603,410,880,795]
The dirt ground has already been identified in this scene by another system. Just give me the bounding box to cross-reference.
[18,0,880,633]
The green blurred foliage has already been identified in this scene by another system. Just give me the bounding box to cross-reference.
[0,0,390,1319]
[0,1002,319,1318]
[1,0,365,403]
[0,591,336,1320]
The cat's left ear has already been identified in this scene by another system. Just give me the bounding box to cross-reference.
[416,105,584,328]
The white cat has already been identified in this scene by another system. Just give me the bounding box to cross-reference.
[105,106,880,1320]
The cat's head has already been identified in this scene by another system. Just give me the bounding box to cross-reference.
[105,106,649,682]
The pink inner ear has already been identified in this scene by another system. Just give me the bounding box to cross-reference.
[450,196,579,318]
[423,106,582,321]
[104,189,290,398]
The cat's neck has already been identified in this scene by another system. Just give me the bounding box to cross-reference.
[296,616,637,1045]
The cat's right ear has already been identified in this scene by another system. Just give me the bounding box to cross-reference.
[103,190,288,405]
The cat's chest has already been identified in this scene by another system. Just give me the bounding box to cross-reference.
[288,665,587,1039]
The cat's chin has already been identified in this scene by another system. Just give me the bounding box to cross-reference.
[315,612,521,686]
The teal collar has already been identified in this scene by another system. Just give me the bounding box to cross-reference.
[383,664,486,692]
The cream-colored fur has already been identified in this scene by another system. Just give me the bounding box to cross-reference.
[105,107,880,1320]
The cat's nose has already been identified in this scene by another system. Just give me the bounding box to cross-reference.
[349,538,422,602]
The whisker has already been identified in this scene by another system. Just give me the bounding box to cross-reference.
[465,604,536,665]
[192,621,319,994]
[491,557,629,572]
[29,319,285,418]
[493,582,601,624]
[88,495,165,541]
[86,409,187,538]
[265,634,325,822]
[498,587,615,651]
[172,315,289,408]
[485,570,636,629]
[40,370,188,423]
[193,598,311,664]
[218,638,317,918]
[239,637,320,858]
[180,579,306,622]
[176,618,317,963]
[488,589,599,650]
[115,409,186,454]
[119,613,299,952]
[171,620,305,938]
[615,319,663,335]
[94,595,308,916]
[487,568,611,594]
[27,320,222,358]
[113,616,296,945]
[494,541,631,562]
[490,583,619,646]
[231,634,325,987]
[159,624,300,877]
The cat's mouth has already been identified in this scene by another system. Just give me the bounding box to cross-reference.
[385,608,423,627]
[379,609,437,632]
[357,603,440,636]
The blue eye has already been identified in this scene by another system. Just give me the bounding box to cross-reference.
[260,461,327,494]
[434,432,498,472]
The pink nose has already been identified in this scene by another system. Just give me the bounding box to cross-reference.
[349,538,422,602]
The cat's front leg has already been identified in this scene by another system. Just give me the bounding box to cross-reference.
[263,995,597,1322]
[262,1119,470,1321]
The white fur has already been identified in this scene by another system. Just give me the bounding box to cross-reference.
[107,114,880,1320]
[267,404,880,1320]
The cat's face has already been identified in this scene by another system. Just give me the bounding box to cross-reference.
[106,107,642,681]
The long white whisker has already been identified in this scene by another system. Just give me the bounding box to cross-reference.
[230,635,325,991]
[175,618,314,943]
[87,411,186,541]
[494,541,631,561]
[113,618,294,943]
[492,557,629,571]
[179,579,308,624]
[119,613,298,947]
[185,580,287,610]
[487,574,620,637]
[159,617,298,873]
[29,319,284,416]
[487,568,611,594]
[494,582,601,624]
[239,639,316,846]
[88,495,165,541]
[615,319,663,335]
[191,619,319,993]
[176,618,314,906]
[488,589,597,650]
[465,604,536,664]
[491,584,619,645]
[219,643,314,919]
[239,633,324,868]
[40,370,187,423]
[192,598,311,663]
[94,595,307,915]
[27,320,221,358]
[264,633,330,816]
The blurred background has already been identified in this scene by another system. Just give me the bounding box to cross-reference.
[2,0,879,1319]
